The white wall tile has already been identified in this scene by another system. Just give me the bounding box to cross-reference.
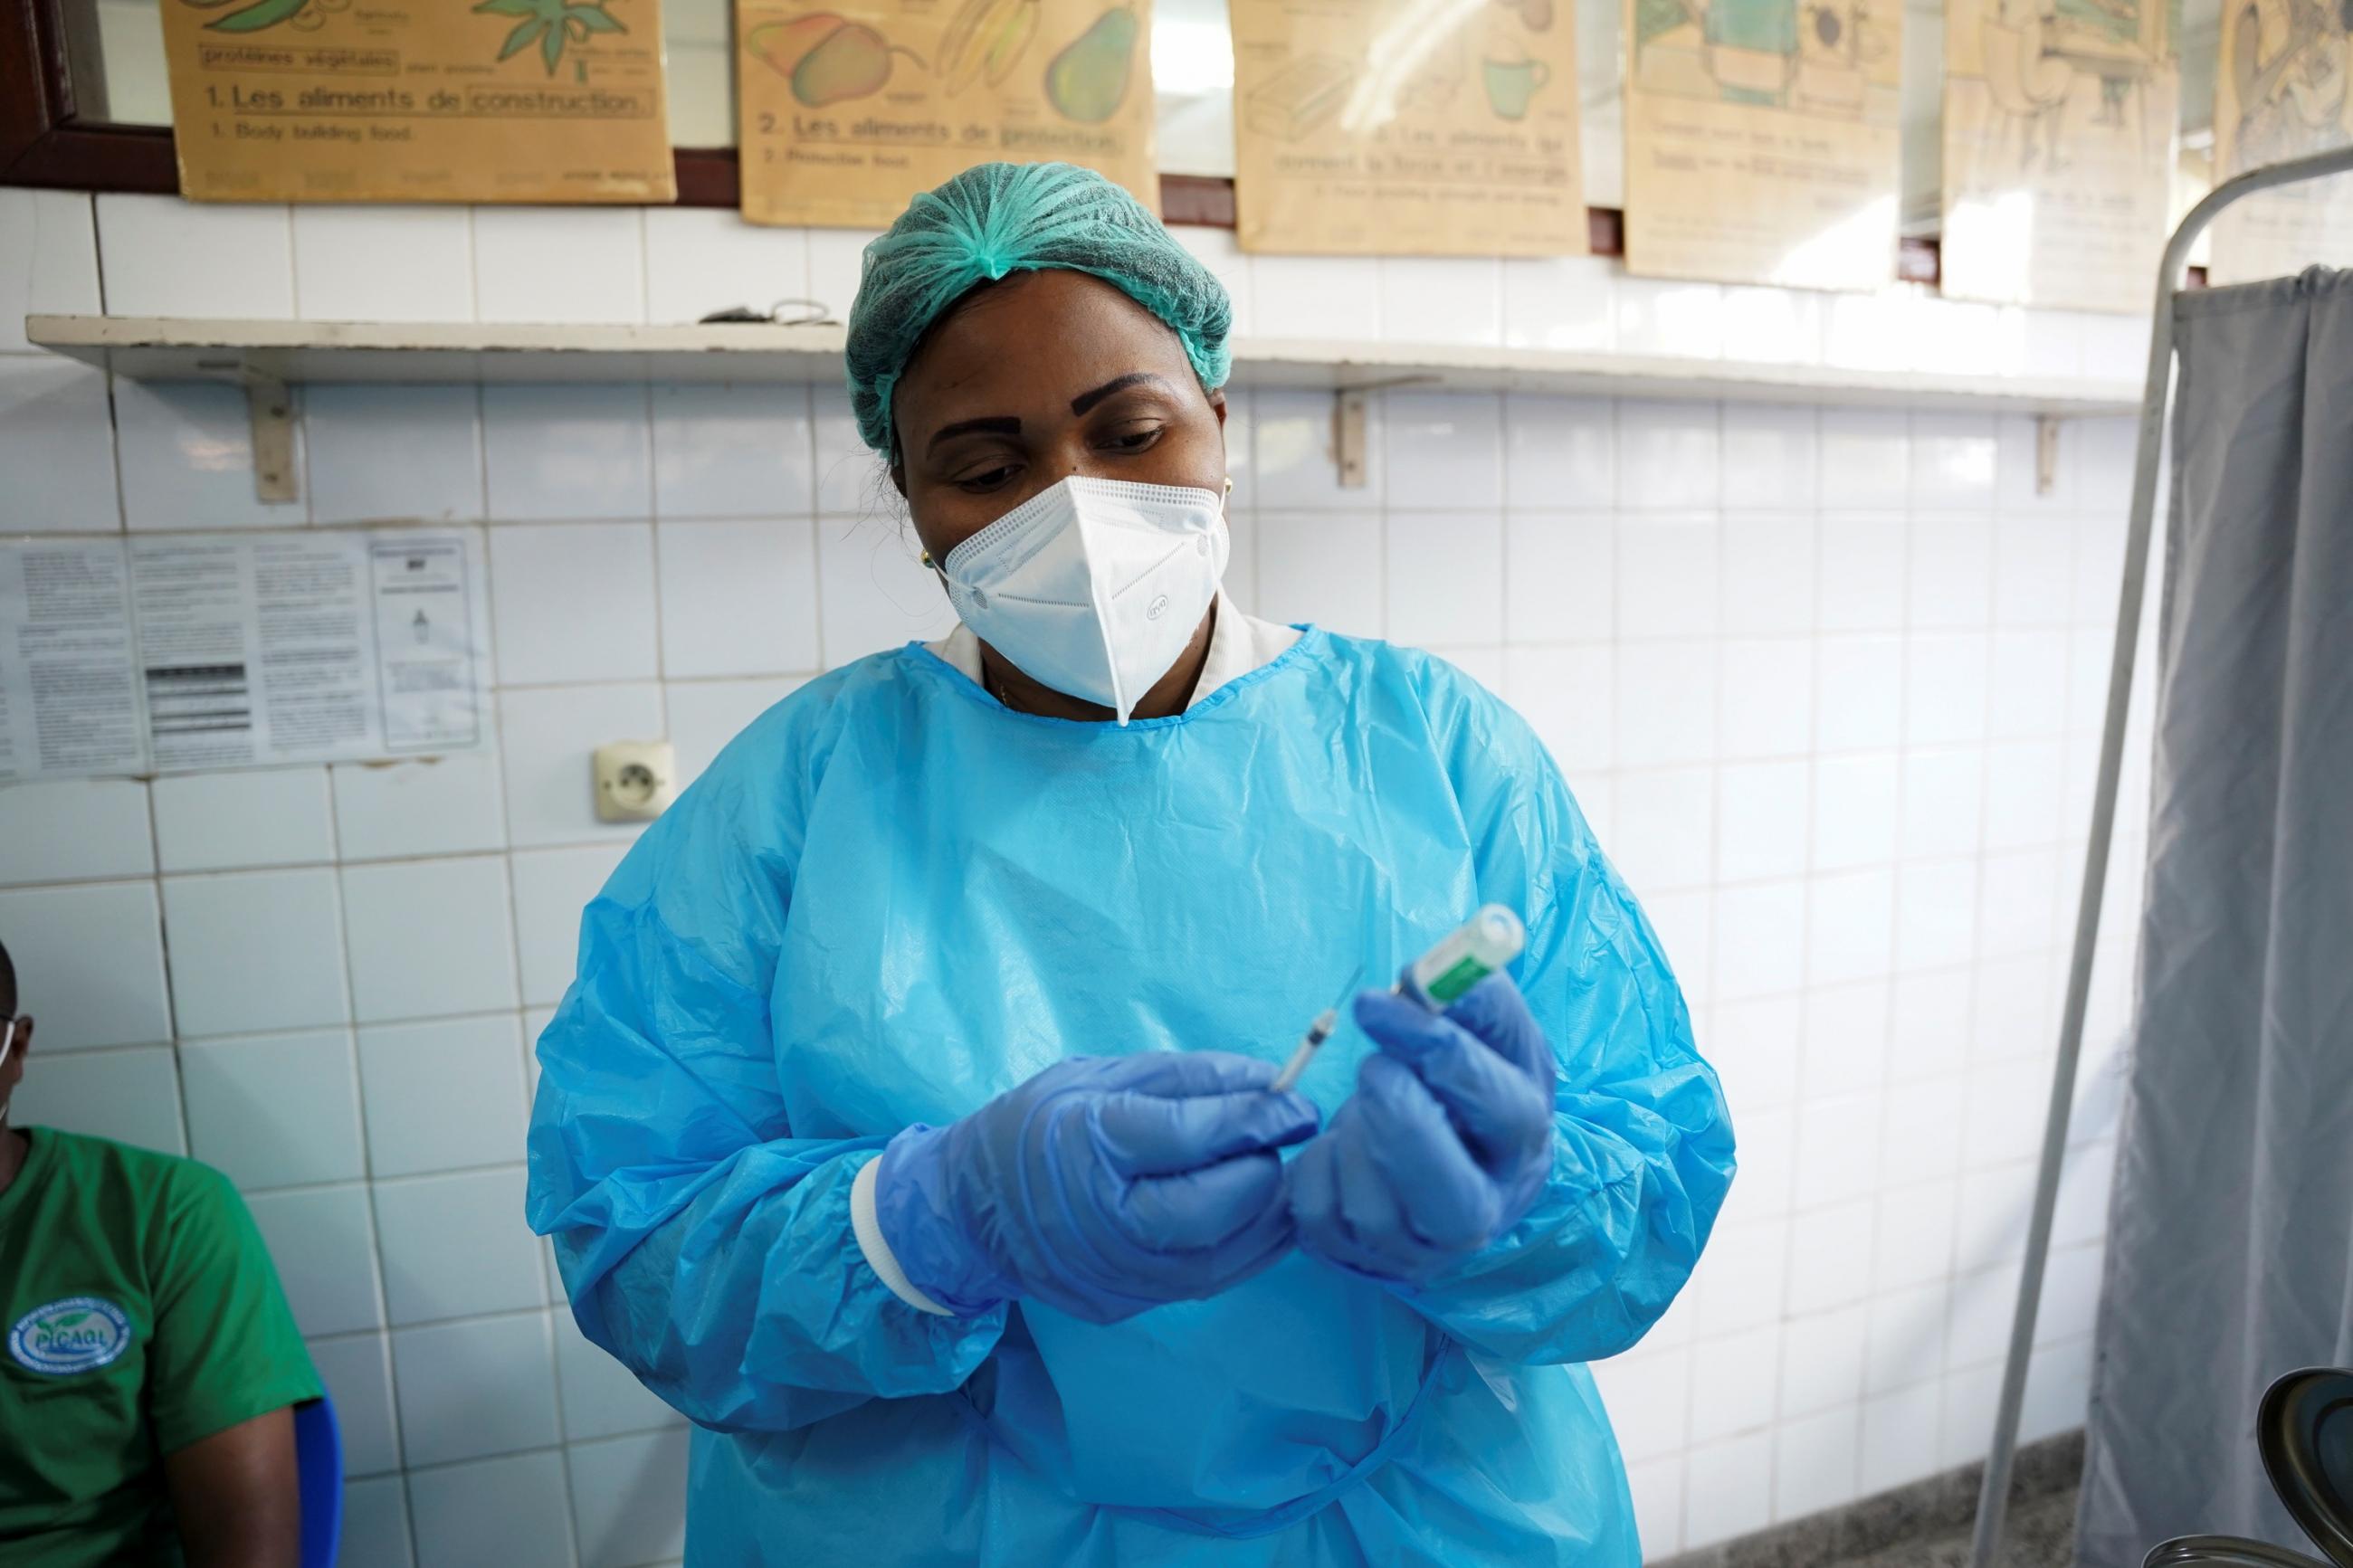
[341,1475,414,1568]
[810,386,887,515]
[804,229,879,323]
[1625,1451,1685,1560]
[0,781,151,884]
[13,1044,182,1153]
[1984,739,2064,850]
[1781,1304,1868,1417]
[1890,969,1973,1085]
[0,883,169,1049]
[1860,1381,1944,1494]
[1616,279,1723,358]
[309,1333,401,1478]
[1807,869,1894,986]
[1256,511,1383,638]
[1503,395,1613,509]
[489,523,659,685]
[247,1186,384,1336]
[304,385,482,525]
[498,682,663,849]
[1617,641,1718,768]
[393,1313,559,1466]
[372,1167,544,1326]
[1994,516,2074,626]
[1908,514,1995,631]
[161,870,348,1037]
[1612,767,1716,895]
[656,518,819,678]
[1500,256,1615,351]
[1380,258,1500,347]
[1720,515,1815,636]
[0,359,119,533]
[1800,979,1888,1098]
[473,210,644,325]
[1813,636,1900,753]
[1253,388,1386,510]
[1772,1404,1860,1520]
[97,195,293,318]
[1693,1217,1791,1335]
[1821,290,1918,372]
[1815,516,1905,632]
[1384,394,1502,510]
[1385,511,1502,649]
[1720,407,1818,516]
[1910,414,1997,510]
[1685,1431,1774,1547]
[1811,754,1899,870]
[1986,630,2070,741]
[1721,287,1822,365]
[1646,888,1716,1012]
[643,208,810,326]
[1616,403,1719,511]
[407,1449,575,1568]
[481,385,653,522]
[116,379,308,532]
[1504,511,1612,643]
[1619,514,1718,637]
[512,845,627,1006]
[553,1311,679,1440]
[1591,1346,1691,1461]
[1910,300,2003,378]
[1719,640,1814,759]
[669,676,804,786]
[152,767,333,873]
[1818,411,1910,511]
[341,857,518,1023]
[569,1428,691,1568]
[1171,224,1253,337]
[293,207,473,323]
[1689,1324,1780,1442]
[0,189,101,355]
[1896,859,1980,974]
[650,384,816,519]
[182,1031,364,1191]
[1505,646,1614,774]
[815,514,957,665]
[1906,632,1991,746]
[333,754,507,860]
[1996,306,2085,382]
[1712,880,1807,1004]
[358,1014,527,1178]
[1252,255,1381,341]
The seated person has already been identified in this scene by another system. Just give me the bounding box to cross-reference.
[0,939,321,1567]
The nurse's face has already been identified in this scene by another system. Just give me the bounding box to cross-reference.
[890,269,1229,563]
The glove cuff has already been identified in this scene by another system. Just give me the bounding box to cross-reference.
[871,1124,1015,1317]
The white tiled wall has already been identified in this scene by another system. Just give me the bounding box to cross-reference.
[0,186,2154,1565]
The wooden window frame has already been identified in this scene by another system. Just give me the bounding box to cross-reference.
[2,0,1939,279]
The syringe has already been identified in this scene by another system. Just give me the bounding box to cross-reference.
[1267,907,1527,1093]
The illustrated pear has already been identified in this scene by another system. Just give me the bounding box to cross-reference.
[745,12,923,106]
[1043,5,1137,122]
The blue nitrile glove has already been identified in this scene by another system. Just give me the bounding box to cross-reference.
[1287,974,1558,1286]
[874,1051,1321,1326]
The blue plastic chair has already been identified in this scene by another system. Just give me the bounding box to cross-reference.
[293,1393,343,1568]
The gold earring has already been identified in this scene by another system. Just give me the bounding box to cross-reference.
[920,551,935,567]
[1224,476,1234,495]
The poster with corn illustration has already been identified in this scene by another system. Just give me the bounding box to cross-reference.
[735,0,1156,225]
[159,0,674,202]
[1229,0,1586,256]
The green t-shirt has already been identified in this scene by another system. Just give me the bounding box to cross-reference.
[0,1127,321,1567]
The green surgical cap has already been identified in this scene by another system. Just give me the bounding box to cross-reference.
[843,161,1234,454]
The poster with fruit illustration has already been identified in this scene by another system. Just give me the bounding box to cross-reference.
[736,0,1156,227]
[2206,0,2353,283]
[1229,0,1586,256]
[158,0,673,201]
[1622,0,1901,290]
[1939,0,2178,310]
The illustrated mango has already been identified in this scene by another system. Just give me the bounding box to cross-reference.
[937,0,1040,94]
[1043,4,1137,122]
[746,13,926,107]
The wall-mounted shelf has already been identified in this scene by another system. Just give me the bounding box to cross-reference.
[26,315,2142,417]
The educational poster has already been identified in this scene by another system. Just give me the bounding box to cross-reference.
[1229,0,1586,256]
[735,0,1157,227]
[1623,0,1902,290]
[1940,0,2179,310]
[0,531,491,781]
[2208,0,2353,282]
[158,0,675,203]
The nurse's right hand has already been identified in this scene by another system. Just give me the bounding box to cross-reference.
[872,1052,1320,1326]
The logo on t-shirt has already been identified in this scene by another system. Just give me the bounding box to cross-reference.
[8,1297,134,1375]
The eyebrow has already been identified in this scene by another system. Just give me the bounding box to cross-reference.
[925,415,1021,456]
[1071,373,1174,415]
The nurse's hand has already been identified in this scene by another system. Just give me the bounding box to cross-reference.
[1286,975,1558,1286]
[872,1051,1320,1326]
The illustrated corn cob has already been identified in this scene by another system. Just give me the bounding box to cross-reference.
[936,0,1042,94]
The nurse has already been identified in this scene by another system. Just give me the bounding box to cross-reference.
[527,161,1735,1565]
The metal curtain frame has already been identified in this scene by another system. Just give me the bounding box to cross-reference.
[1967,140,2353,1568]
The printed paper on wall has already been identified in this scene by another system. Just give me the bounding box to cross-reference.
[2209,0,2353,283]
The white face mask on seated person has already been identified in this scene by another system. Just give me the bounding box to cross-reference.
[936,475,1229,725]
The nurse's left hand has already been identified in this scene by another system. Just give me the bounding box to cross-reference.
[1286,975,1558,1286]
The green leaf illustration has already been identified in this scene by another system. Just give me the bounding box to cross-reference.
[539,19,563,69]
[473,0,540,14]
[48,1311,90,1328]
[499,16,547,58]
[565,5,623,30]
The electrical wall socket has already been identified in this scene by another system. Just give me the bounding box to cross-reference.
[593,739,676,822]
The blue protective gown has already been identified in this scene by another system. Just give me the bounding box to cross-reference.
[526,627,1736,1566]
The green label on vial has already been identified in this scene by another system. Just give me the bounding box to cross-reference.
[1424,955,1491,1003]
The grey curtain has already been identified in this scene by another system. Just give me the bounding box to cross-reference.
[2075,267,2353,1566]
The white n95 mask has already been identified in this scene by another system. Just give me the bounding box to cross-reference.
[940,476,1228,725]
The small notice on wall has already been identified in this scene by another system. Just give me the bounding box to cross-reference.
[1939,0,2179,312]
[734,0,1157,228]
[2209,0,2353,284]
[1623,0,1902,290]
[0,531,490,782]
[1229,0,1586,257]
[158,0,674,204]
